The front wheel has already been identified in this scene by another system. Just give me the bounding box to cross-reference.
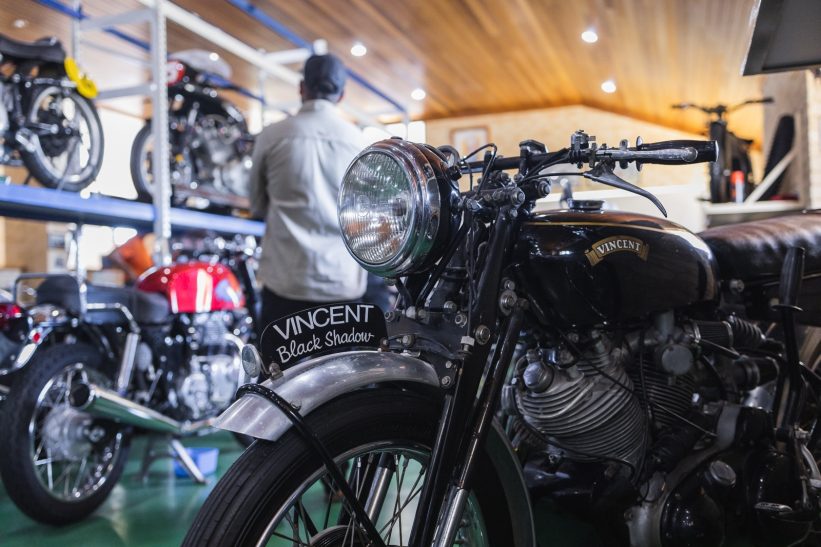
[184,388,516,546]
[0,343,130,525]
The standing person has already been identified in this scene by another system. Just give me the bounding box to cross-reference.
[250,53,368,333]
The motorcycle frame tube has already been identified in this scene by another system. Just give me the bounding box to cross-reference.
[216,350,536,547]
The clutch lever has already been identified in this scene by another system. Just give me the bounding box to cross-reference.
[583,163,668,217]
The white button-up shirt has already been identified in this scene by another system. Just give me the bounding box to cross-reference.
[250,99,367,302]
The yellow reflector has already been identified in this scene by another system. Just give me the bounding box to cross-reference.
[64,57,98,99]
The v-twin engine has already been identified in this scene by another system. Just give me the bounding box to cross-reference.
[514,332,647,467]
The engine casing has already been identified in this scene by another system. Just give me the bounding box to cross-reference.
[176,312,243,420]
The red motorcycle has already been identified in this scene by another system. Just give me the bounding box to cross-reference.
[0,245,257,525]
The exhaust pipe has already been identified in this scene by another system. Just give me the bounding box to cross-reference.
[69,382,212,434]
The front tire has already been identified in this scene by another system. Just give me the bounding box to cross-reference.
[184,388,516,546]
[0,343,130,525]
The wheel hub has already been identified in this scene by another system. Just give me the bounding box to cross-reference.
[41,405,93,461]
[37,109,71,157]
[309,526,409,547]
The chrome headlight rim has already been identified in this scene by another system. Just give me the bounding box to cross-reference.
[339,139,450,277]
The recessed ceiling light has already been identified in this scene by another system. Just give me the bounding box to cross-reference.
[601,80,617,93]
[581,29,598,43]
[350,42,367,57]
[411,88,426,101]
[12,19,28,29]
[208,52,220,61]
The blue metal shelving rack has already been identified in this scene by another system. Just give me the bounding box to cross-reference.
[0,184,264,237]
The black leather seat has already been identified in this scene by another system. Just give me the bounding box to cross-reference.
[36,276,170,325]
[699,211,821,283]
[0,34,65,64]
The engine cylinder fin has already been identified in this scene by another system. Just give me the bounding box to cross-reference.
[628,362,695,431]
[516,344,647,467]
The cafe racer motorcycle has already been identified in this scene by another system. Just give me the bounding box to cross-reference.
[0,247,257,525]
[130,50,253,210]
[185,131,821,546]
[0,34,103,191]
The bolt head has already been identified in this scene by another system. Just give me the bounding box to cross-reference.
[475,325,491,344]
[441,376,452,387]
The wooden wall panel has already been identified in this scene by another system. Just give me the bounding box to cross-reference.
[2,0,765,141]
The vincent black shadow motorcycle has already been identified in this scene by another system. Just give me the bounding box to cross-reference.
[130,50,253,211]
[0,34,104,191]
[185,131,821,547]
[672,98,772,203]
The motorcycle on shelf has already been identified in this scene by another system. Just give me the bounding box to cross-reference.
[0,34,104,191]
[130,49,254,211]
[0,234,258,526]
[184,132,821,547]
[672,98,773,203]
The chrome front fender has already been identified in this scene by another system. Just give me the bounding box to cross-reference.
[217,350,440,441]
[217,349,536,547]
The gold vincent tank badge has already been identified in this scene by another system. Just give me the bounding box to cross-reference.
[585,236,649,266]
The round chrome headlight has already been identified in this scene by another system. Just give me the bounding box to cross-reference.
[338,139,458,277]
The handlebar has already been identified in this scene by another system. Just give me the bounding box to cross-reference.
[463,138,717,174]
[671,97,773,117]
[600,139,718,165]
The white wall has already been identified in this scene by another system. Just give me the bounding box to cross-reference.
[83,108,144,200]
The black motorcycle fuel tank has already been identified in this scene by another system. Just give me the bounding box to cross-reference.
[514,204,718,327]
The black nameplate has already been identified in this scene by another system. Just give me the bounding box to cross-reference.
[260,303,386,370]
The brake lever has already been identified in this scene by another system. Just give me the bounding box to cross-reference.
[583,163,668,217]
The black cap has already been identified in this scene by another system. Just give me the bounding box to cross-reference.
[303,54,347,100]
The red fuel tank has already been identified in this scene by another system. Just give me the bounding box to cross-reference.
[137,262,245,314]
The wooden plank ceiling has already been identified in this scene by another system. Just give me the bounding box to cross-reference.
[3,0,764,141]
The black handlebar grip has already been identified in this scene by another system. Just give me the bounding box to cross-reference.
[639,140,718,164]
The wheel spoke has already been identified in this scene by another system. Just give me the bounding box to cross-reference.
[295,499,319,538]
[72,456,88,496]
[258,443,481,547]
[46,455,54,490]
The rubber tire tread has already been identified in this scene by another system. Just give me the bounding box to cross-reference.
[0,343,130,525]
[21,88,103,192]
[183,388,516,547]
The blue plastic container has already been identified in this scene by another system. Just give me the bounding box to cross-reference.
[173,446,219,478]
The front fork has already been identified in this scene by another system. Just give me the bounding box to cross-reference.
[409,205,522,546]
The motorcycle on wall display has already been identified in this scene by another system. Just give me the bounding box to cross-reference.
[0,240,258,525]
[130,50,254,210]
[0,34,104,191]
[185,132,821,546]
[672,98,772,203]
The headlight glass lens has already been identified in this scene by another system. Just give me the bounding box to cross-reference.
[339,152,415,265]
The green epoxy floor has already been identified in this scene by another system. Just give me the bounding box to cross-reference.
[0,430,607,546]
